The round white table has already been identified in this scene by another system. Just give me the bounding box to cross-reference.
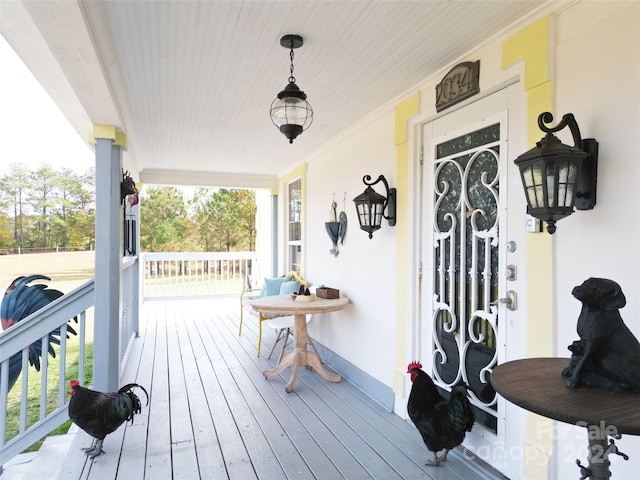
[250,294,348,392]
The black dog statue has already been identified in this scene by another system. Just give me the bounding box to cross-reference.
[562,277,640,391]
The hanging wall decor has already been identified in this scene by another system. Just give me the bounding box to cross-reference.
[325,193,347,257]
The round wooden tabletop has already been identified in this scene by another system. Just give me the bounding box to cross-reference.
[250,294,349,316]
[491,357,640,435]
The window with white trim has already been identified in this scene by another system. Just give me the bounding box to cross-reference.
[287,178,302,274]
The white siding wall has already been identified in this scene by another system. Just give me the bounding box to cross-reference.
[305,111,398,384]
[553,2,640,479]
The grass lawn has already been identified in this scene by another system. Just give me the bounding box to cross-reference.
[0,250,95,294]
[1,251,96,452]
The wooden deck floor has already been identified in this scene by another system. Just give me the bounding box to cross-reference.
[57,298,504,480]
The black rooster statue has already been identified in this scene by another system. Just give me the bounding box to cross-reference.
[407,361,475,466]
[69,380,149,457]
[1,275,77,392]
[120,170,138,205]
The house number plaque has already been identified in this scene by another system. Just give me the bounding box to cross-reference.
[435,60,480,112]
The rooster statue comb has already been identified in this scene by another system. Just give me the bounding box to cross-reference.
[407,361,423,372]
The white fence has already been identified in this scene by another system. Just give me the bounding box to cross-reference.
[142,251,258,301]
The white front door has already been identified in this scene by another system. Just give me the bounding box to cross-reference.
[420,82,525,477]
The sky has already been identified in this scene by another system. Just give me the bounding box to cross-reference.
[0,36,94,177]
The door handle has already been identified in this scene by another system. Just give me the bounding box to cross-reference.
[491,290,517,311]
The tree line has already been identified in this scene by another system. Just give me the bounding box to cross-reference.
[0,163,95,252]
[0,163,257,254]
[140,186,256,252]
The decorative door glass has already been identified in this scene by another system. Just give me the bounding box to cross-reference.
[431,122,500,432]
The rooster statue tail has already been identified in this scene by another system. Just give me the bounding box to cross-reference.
[1,275,77,392]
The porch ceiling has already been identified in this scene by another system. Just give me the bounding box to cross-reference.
[1,0,545,189]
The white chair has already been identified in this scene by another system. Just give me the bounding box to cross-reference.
[263,315,320,364]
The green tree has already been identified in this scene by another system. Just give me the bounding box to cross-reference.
[0,164,95,251]
[27,164,58,249]
[77,168,96,250]
[49,167,95,249]
[0,213,14,249]
[236,189,257,250]
[192,188,219,251]
[66,210,94,249]
[193,188,256,252]
[140,186,188,251]
[0,163,30,248]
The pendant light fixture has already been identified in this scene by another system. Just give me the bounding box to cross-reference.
[270,34,313,144]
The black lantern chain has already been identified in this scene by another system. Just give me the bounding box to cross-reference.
[288,43,296,84]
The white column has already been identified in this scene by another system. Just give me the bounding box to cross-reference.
[92,126,126,392]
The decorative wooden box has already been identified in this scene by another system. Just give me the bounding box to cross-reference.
[316,287,339,299]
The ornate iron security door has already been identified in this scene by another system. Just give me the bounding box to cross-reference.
[431,122,501,432]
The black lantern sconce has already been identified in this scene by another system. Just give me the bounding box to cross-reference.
[353,175,396,239]
[514,112,598,234]
[270,34,313,144]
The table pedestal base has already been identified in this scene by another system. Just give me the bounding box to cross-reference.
[262,313,341,392]
[585,437,611,480]
[263,347,341,392]
[577,434,629,480]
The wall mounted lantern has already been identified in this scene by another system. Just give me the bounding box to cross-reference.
[514,112,598,234]
[270,34,313,144]
[353,175,396,239]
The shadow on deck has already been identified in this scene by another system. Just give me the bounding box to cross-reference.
[54,298,503,480]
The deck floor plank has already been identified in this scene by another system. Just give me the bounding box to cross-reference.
[116,301,156,480]
[166,305,201,478]
[205,306,343,480]
[143,304,173,480]
[202,310,318,479]
[197,307,291,480]
[296,372,434,479]
[55,298,504,480]
[182,308,258,480]
[173,305,229,478]
[218,308,432,479]
[214,305,381,479]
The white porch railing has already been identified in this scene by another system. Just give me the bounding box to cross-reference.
[0,257,141,470]
[120,257,140,371]
[142,251,258,301]
[0,279,95,467]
